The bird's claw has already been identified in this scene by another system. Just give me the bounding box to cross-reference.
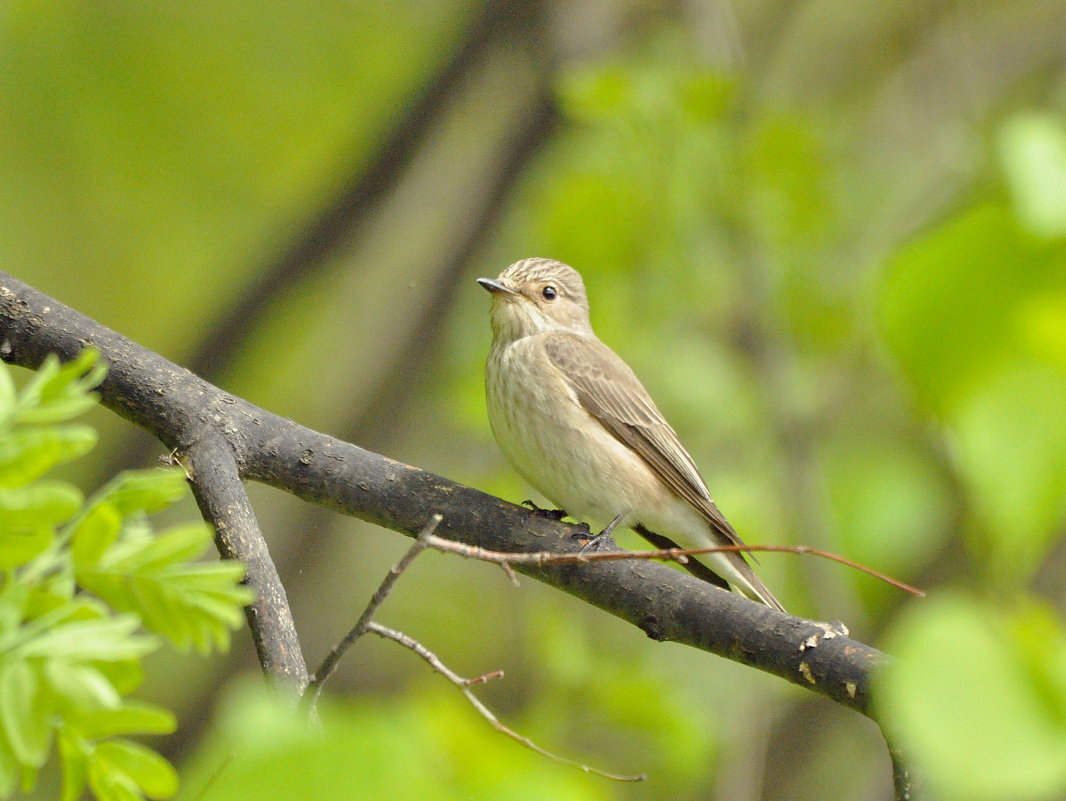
[581,534,619,553]
[521,499,569,520]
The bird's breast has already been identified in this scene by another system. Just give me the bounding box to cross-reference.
[485,336,663,522]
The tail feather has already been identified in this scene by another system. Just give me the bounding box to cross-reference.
[633,524,786,613]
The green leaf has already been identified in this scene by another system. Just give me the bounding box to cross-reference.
[0,424,97,488]
[87,755,143,801]
[69,700,176,740]
[23,593,105,629]
[92,658,145,698]
[0,659,53,768]
[0,351,213,801]
[99,523,212,573]
[879,203,1066,414]
[182,679,605,801]
[93,740,177,800]
[0,529,57,573]
[15,351,106,426]
[951,363,1066,583]
[46,662,122,711]
[13,355,60,415]
[19,615,157,662]
[1013,605,1066,722]
[0,480,83,521]
[0,527,53,571]
[58,728,89,801]
[1000,112,1066,239]
[878,594,1066,801]
[820,432,952,605]
[71,502,123,571]
[0,480,83,538]
[16,397,100,425]
[88,469,189,517]
[0,732,18,797]
[0,582,30,648]
[81,525,251,653]
[40,350,106,400]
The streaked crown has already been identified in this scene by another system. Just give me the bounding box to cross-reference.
[498,258,589,312]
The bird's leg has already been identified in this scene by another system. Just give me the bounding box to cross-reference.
[599,512,626,538]
[521,499,569,521]
[575,512,626,553]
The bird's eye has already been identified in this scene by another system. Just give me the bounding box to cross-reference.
[541,285,557,301]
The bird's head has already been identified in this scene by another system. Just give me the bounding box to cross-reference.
[477,258,592,342]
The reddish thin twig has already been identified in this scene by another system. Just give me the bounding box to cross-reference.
[367,622,645,782]
[307,514,443,702]
[304,515,645,781]
[422,534,924,597]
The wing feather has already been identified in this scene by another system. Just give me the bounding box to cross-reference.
[544,333,744,549]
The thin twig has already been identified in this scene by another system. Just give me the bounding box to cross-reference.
[304,512,644,781]
[888,739,921,800]
[421,535,925,597]
[307,514,443,702]
[366,621,645,783]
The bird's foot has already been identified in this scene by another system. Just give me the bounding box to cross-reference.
[521,499,569,521]
[569,513,626,552]
[576,531,620,553]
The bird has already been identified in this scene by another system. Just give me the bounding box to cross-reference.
[477,257,784,611]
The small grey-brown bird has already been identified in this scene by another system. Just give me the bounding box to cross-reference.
[478,257,784,611]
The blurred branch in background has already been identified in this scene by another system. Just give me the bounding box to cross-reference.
[161,1,562,751]
[185,0,552,384]
[94,0,562,753]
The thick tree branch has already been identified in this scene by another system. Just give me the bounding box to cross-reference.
[183,435,308,691]
[0,272,886,715]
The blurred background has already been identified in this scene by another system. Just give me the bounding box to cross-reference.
[3,1,1066,799]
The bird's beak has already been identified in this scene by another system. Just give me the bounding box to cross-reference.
[477,278,521,297]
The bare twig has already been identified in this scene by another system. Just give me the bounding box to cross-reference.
[366,621,645,783]
[888,739,922,800]
[305,512,645,781]
[421,535,925,597]
[307,514,443,700]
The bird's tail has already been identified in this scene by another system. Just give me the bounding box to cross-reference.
[634,522,786,612]
[712,552,786,613]
[695,502,787,613]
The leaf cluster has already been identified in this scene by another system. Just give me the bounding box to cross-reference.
[0,352,253,801]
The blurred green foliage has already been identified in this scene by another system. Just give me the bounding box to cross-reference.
[3,1,1066,800]
[874,111,1066,801]
[879,595,1066,801]
[180,679,611,801]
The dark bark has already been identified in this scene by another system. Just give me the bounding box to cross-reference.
[185,434,307,691]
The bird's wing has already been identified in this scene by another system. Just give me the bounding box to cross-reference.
[543,332,745,549]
